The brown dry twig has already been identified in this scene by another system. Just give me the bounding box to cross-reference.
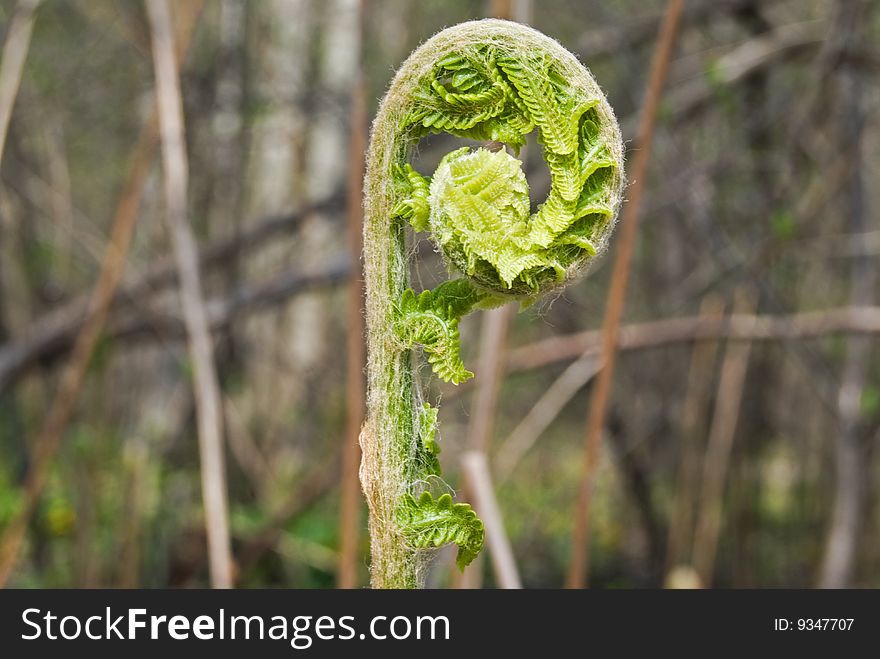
[147,0,232,589]
[0,195,344,392]
[665,295,725,574]
[568,0,685,589]
[461,451,522,589]
[494,352,601,482]
[691,290,756,585]
[509,305,880,374]
[0,0,204,588]
[338,0,368,590]
[0,0,41,164]
[454,305,514,589]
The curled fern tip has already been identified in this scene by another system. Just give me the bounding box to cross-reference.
[361,18,623,588]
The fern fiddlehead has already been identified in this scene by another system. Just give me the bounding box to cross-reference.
[361,19,624,588]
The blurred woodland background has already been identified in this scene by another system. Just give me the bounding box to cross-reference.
[0,0,878,589]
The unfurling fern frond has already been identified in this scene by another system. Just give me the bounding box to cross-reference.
[362,19,625,587]
[391,163,431,231]
[496,55,594,156]
[394,279,487,384]
[397,491,485,571]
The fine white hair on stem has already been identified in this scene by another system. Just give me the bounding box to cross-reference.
[361,19,623,588]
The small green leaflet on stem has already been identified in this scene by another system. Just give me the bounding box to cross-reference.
[392,163,431,232]
[397,491,485,571]
[416,403,441,477]
[394,278,487,384]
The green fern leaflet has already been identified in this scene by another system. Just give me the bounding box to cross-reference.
[397,491,485,571]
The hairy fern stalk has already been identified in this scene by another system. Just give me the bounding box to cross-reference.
[360,19,624,588]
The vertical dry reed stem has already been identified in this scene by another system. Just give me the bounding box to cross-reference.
[338,0,368,589]
[665,295,724,574]
[461,451,522,588]
[818,0,874,589]
[0,0,41,165]
[455,305,513,588]
[692,290,756,585]
[0,0,203,588]
[567,0,685,589]
[467,306,514,456]
[147,0,231,589]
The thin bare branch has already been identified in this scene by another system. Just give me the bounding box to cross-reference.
[454,305,513,588]
[568,0,685,589]
[665,295,724,574]
[508,306,880,374]
[692,290,756,586]
[0,0,204,587]
[146,0,232,589]
[461,451,522,589]
[819,0,875,589]
[467,306,514,456]
[576,0,784,60]
[1,260,348,390]
[656,20,825,131]
[0,195,343,392]
[0,0,41,165]
[338,0,367,590]
[494,352,601,483]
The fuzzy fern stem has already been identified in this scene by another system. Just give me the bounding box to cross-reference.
[360,19,624,588]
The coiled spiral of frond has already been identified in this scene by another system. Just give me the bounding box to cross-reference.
[386,21,625,298]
